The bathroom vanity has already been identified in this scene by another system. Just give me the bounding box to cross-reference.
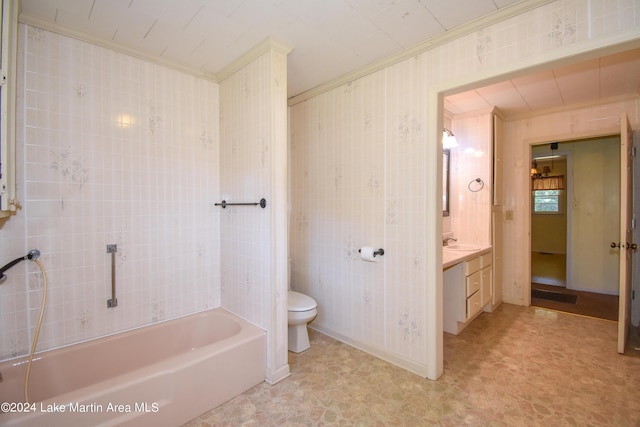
[443,246,493,335]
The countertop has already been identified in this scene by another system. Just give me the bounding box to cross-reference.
[443,245,492,270]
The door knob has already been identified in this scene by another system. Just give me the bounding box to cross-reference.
[611,242,621,248]
[629,243,638,250]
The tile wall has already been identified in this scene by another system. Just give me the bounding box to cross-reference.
[219,46,290,383]
[0,24,221,359]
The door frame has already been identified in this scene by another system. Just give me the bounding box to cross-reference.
[618,114,633,353]
[427,31,640,380]
[526,131,623,309]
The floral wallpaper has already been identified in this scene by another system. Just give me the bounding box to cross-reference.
[219,46,290,383]
[289,0,639,374]
[0,24,220,359]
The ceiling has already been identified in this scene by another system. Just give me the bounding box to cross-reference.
[19,0,527,97]
[445,48,640,117]
[18,0,640,113]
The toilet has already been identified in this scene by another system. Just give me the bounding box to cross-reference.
[287,290,317,353]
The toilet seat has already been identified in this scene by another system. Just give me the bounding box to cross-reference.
[288,291,317,312]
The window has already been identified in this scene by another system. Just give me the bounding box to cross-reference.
[533,189,562,214]
[0,0,18,216]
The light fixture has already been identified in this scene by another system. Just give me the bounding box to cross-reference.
[531,159,540,178]
[442,128,458,149]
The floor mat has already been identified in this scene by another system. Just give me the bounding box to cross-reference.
[531,288,578,304]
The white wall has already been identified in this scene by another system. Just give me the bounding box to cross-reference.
[0,25,221,359]
[451,111,493,247]
[569,136,620,294]
[219,44,290,383]
[290,0,639,377]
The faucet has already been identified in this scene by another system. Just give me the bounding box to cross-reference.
[443,237,457,246]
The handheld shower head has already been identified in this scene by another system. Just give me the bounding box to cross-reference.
[0,249,42,285]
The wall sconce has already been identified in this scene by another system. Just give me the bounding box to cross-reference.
[442,128,458,149]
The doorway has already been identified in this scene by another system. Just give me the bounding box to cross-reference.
[529,137,621,321]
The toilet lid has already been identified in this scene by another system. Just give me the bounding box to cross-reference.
[288,291,317,311]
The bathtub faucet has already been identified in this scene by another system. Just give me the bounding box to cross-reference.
[0,250,41,285]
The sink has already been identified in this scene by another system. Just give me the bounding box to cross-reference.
[444,244,480,251]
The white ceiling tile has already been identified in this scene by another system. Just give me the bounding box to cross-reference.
[17,0,640,101]
[91,0,157,41]
[148,23,208,61]
[322,7,400,61]
[599,48,640,98]
[52,0,97,26]
[370,0,445,48]
[284,0,352,28]
[445,90,492,113]
[345,0,399,18]
[554,59,600,105]
[511,71,564,111]
[186,6,247,45]
[229,0,297,28]
[129,0,205,29]
[20,0,59,20]
[476,80,529,114]
[419,0,497,30]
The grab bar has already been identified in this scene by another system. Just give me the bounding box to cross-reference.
[107,244,117,308]
[215,198,267,209]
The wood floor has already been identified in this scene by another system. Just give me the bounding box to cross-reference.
[531,251,618,321]
[531,282,619,321]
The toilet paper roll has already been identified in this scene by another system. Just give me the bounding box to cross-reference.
[360,246,377,262]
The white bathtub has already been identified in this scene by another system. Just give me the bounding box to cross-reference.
[0,308,266,426]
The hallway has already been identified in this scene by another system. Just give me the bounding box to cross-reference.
[531,282,619,321]
[531,250,619,321]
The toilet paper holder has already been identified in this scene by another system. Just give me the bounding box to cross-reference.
[359,248,385,257]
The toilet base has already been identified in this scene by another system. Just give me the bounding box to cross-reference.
[288,324,310,353]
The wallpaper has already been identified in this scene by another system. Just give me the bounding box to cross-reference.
[0,25,220,359]
[289,0,639,372]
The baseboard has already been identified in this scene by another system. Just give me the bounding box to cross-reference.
[308,324,431,379]
[265,364,291,385]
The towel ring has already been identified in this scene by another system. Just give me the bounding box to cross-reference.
[468,178,484,192]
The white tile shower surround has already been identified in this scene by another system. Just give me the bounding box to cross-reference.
[1,24,221,359]
[0,0,637,393]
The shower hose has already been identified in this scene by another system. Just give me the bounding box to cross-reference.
[24,259,47,404]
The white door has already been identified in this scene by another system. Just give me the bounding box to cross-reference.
[618,113,634,354]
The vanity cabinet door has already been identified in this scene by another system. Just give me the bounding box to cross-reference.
[481,266,492,306]
[467,290,483,319]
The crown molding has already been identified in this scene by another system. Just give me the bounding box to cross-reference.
[18,13,218,82]
[287,0,554,105]
[216,37,293,83]
[505,93,640,122]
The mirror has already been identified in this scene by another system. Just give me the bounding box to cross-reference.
[443,149,450,216]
